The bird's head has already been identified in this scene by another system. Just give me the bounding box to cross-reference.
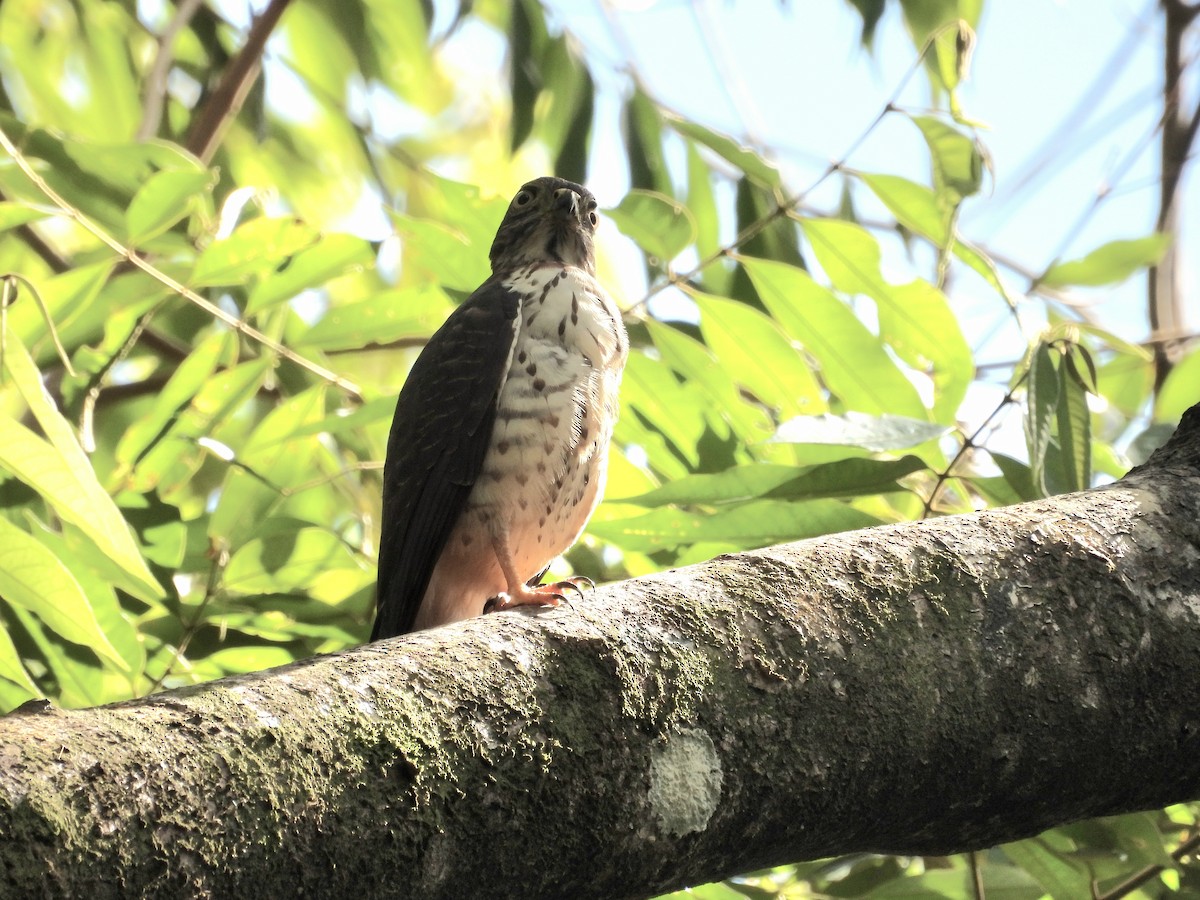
[489,177,599,275]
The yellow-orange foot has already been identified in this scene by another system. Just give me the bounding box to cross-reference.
[483,576,595,614]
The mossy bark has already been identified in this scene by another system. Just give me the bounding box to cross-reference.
[2,407,1199,900]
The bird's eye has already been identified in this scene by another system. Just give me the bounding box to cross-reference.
[515,190,533,206]
[588,211,599,227]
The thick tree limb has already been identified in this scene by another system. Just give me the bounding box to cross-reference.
[2,406,1200,899]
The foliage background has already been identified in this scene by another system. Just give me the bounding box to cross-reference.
[0,0,1196,896]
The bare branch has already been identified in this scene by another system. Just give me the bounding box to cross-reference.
[185,0,295,164]
[137,0,207,141]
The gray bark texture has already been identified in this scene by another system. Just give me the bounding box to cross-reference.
[2,406,1200,900]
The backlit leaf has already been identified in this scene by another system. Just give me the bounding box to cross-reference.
[773,412,950,451]
[1042,235,1171,288]
[124,168,213,244]
[590,499,880,553]
[668,116,783,190]
[0,337,162,601]
[608,190,696,262]
[693,289,823,415]
[740,257,925,417]
[0,518,128,671]
[246,233,373,314]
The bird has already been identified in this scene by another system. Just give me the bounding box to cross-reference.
[371,177,628,639]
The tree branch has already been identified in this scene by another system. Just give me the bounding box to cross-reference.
[1149,0,1200,389]
[137,0,207,141]
[184,0,294,164]
[2,406,1200,899]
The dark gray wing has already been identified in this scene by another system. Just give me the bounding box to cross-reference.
[371,279,520,639]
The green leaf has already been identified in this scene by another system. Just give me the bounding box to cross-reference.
[589,499,880,553]
[0,200,53,232]
[624,90,671,193]
[298,287,453,352]
[607,190,696,262]
[6,605,104,709]
[1055,353,1092,492]
[0,618,39,695]
[207,388,330,547]
[863,869,961,898]
[667,115,783,190]
[1001,837,1093,900]
[645,320,774,445]
[800,216,883,296]
[23,516,148,676]
[0,337,162,601]
[553,65,594,184]
[1155,345,1200,422]
[5,262,114,354]
[1096,350,1154,419]
[286,396,398,439]
[875,279,972,421]
[624,456,925,506]
[773,413,950,451]
[115,332,233,469]
[124,168,214,244]
[990,453,1040,503]
[859,171,950,242]
[508,0,540,152]
[388,213,489,292]
[619,463,805,506]
[245,233,374,314]
[1024,343,1059,497]
[911,114,983,201]
[129,359,272,496]
[0,518,128,671]
[223,527,371,601]
[617,352,705,477]
[692,290,823,416]
[1042,235,1172,288]
[201,646,299,676]
[741,257,925,417]
[192,217,320,286]
[686,141,723,268]
[856,171,1012,300]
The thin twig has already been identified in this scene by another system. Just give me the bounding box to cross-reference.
[144,542,229,695]
[185,0,295,163]
[922,372,1028,518]
[1097,826,1200,900]
[969,850,986,900]
[0,123,363,400]
[137,0,206,141]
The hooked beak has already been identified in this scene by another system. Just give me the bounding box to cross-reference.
[553,187,581,219]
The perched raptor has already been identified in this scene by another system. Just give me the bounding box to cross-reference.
[371,177,628,639]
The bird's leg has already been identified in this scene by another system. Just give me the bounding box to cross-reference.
[483,538,591,614]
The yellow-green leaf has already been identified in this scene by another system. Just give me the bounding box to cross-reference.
[0,337,162,601]
[125,168,214,244]
[0,518,128,671]
[740,256,925,418]
[607,190,696,262]
[1042,235,1172,288]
